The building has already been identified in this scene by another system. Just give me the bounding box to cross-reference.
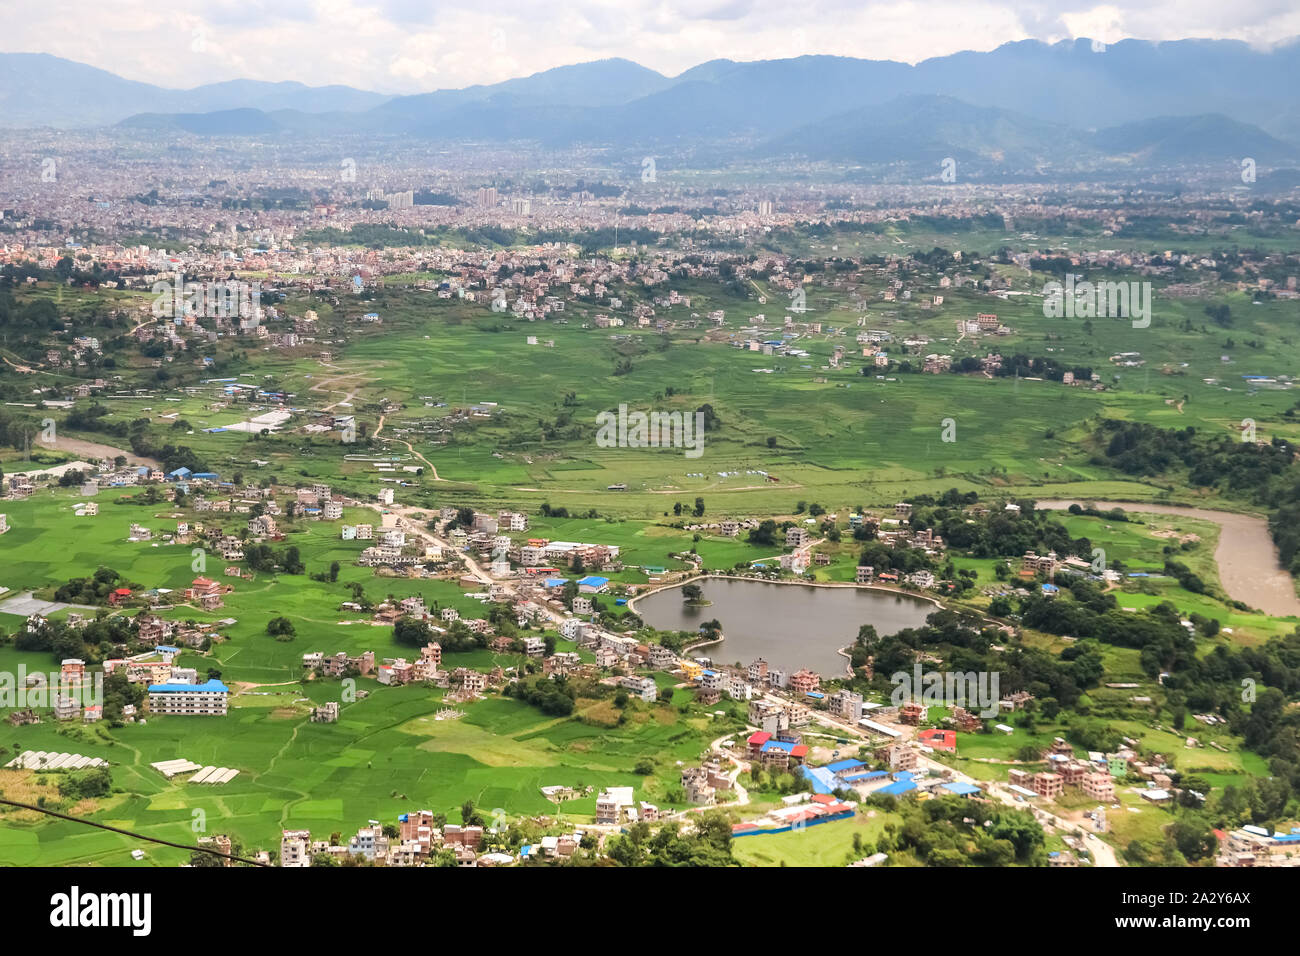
[789,669,821,695]
[899,701,926,725]
[281,829,312,867]
[147,679,229,716]
[1081,771,1116,801]
[873,743,916,771]
[1028,771,1063,798]
[621,675,658,703]
[827,689,864,721]
[918,728,956,752]
[647,644,677,670]
[595,786,635,825]
[311,702,340,723]
[53,695,80,721]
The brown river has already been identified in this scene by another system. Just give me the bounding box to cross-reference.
[1035,499,1300,618]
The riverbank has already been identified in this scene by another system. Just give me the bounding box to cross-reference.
[1034,499,1300,618]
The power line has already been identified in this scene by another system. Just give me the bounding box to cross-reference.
[0,797,269,866]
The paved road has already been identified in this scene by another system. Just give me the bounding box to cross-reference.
[788,699,1121,867]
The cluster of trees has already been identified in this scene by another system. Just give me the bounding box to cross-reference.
[1018,580,1201,676]
[0,406,48,454]
[599,813,737,867]
[903,491,1094,560]
[746,519,780,546]
[503,674,576,716]
[266,617,296,640]
[861,793,1047,866]
[989,354,1095,383]
[56,766,113,801]
[244,544,304,575]
[53,567,133,606]
[849,610,1103,712]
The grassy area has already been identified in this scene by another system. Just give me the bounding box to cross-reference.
[731,807,897,867]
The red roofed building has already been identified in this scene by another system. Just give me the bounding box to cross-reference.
[747,731,772,758]
[108,587,132,606]
[189,576,221,597]
[918,728,956,752]
[186,576,227,610]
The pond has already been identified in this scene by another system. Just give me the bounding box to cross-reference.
[633,577,936,676]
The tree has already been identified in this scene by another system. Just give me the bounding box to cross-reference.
[1169,819,1216,861]
[461,800,484,827]
[267,616,296,638]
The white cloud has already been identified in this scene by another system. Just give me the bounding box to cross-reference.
[4,0,1297,93]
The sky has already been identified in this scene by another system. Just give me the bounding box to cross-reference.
[4,0,1299,93]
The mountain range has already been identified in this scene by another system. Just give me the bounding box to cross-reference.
[4,40,1300,169]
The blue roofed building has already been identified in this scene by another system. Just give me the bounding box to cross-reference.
[801,765,841,795]
[147,679,229,716]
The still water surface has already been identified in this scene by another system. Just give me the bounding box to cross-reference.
[634,578,935,675]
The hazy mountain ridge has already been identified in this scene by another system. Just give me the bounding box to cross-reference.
[0,51,391,127]
[6,40,1300,172]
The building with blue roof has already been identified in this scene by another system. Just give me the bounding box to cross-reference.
[841,770,887,783]
[940,781,982,797]
[877,779,917,797]
[801,765,840,795]
[147,679,229,716]
[577,575,609,593]
[826,759,867,775]
[801,758,875,795]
